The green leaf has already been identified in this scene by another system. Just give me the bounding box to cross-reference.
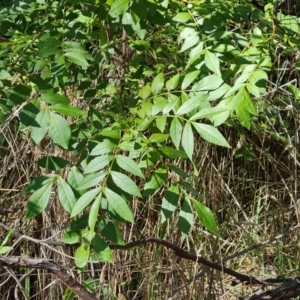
[36,156,69,170]
[156,116,167,133]
[0,70,11,80]
[192,122,231,148]
[41,94,69,105]
[191,198,218,235]
[177,94,209,115]
[110,171,141,197]
[149,133,169,143]
[89,193,102,234]
[192,75,223,91]
[49,112,71,149]
[190,107,230,122]
[181,70,200,90]
[71,188,101,217]
[92,234,112,263]
[25,180,54,220]
[23,175,56,193]
[57,177,76,214]
[60,231,85,244]
[152,97,168,116]
[161,185,179,223]
[179,198,194,237]
[138,84,151,99]
[77,172,107,190]
[90,140,116,156]
[49,104,85,116]
[64,52,89,68]
[109,0,130,18]
[172,12,191,23]
[170,117,182,149]
[163,96,180,114]
[98,218,125,245]
[116,155,144,179]
[68,167,84,190]
[159,146,187,159]
[75,240,90,269]
[31,109,50,144]
[104,188,134,223]
[181,122,194,160]
[168,164,190,178]
[84,155,111,174]
[204,49,221,76]
[151,73,164,95]
[143,167,167,197]
[180,32,199,52]
[0,246,13,255]
[166,74,179,91]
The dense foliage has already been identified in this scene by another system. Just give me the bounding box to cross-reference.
[0,0,300,299]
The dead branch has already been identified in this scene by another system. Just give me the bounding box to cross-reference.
[0,256,98,300]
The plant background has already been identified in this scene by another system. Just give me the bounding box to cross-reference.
[0,0,300,299]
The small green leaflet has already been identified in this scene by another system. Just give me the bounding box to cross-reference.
[98,217,125,245]
[110,171,141,197]
[36,156,69,170]
[71,187,101,217]
[68,166,84,190]
[84,155,111,174]
[49,104,85,116]
[76,172,107,190]
[181,122,194,160]
[156,116,167,133]
[41,94,69,105]
[24,174,56,193]
[161,185,179,223]
[115,155,144,179]
[92,234,112,263]
[104,188,134,223]
[138,84,151,99]
[180,32,199,53]
[57,176,76,214]
[177,94,209,115]
[25,180,54,220]
[166,74,179,91]
[89,193,102,236]
[75,240,90,269]
[49,112,71,149]
[204,49,221,76]
[90,140,116,156]
[60,230,85,244]
[143,167,167,197]
[172,12,191,23]
[159,146,187,159]
[191,198,218,235]
[109,0,130,18]
[0,246,13,255]
[151,73,164,95]
[181,70,200,90]
[179,198,194,237]
[192,122,231,148]
[64,52,89,69]
[189,107,230,122]
[192,75,223,91]
[31,109,50,145]
[170,117,182,149]
[149,133,169,143]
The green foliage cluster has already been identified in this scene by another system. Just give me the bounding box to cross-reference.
[1,0,300,276]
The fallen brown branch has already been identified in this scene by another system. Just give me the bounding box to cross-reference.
[0,256,98,300]
[110,237,288,286]
[243,278,300,300]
